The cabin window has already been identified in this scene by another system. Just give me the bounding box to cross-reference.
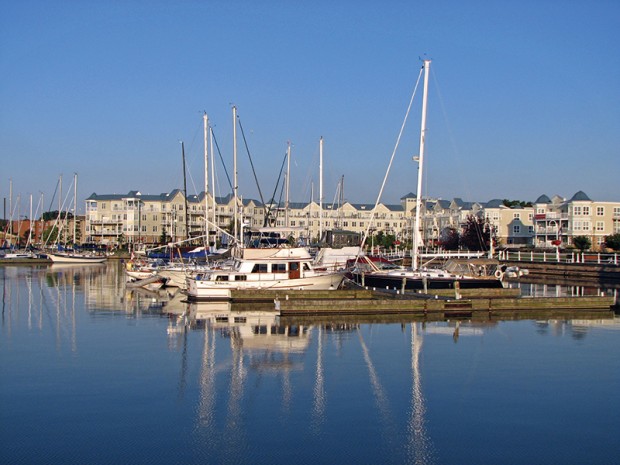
[303,263,310,271]
[235,275,247,281]
[290,262,300,271]
[253,325,268,335]
[272,263,287,273]
[215,275,229,281]
[234,317,247,323]
[252,264,268,273]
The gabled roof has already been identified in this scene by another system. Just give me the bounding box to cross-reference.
[570,190,591,201]
[400,192,416,200]
[535,194,551,204]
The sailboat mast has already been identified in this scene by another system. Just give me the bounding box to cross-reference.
[413,59,431,271]
[203,112,209,245]
[210,127,217,248]
[285,142,291,228]
[73,172,77,245]
[319,136,323,242]
[181,141,189,241]
[232,105,238,243]
[28,193,33,247]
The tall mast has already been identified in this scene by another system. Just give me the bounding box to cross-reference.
[285,142,291,228]
[232,105,238,243]
[8,178,12,237]
[28,193,33,246]
[181,141,189,241]
[203,112,209,245]
[319,136,323,242]
[73,172,77,244]
[413,59,431,271]
[58,174,62,243]
[210,127,217,247]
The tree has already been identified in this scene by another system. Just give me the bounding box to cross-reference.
[159,226,169,245]
[438,227,460,251]
[460,215,491,251]
[42,226,59,244]
[501,199,533,208]
[572,235,591,252]
[604,233,620,251]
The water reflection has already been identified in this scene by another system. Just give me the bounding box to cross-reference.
[2,262,619,464]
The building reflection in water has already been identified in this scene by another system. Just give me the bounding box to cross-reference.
[3,262,618,464]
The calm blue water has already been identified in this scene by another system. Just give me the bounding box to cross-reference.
[1,263,619,465]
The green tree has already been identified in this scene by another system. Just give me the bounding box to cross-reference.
[42,226,59,244]
[572,235,591,252]
[159,226,169,244]
[460,215,491,251]
[604,233,620,251]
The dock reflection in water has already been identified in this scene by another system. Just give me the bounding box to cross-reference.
[1,262,619,465]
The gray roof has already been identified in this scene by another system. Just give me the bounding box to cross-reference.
[535,194,551,203]
[570,190,591,201]
[484,199,505,208]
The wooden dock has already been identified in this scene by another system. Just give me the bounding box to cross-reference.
[227,287,615,320]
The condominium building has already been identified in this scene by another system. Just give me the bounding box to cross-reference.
[84,189,619,250]
[533,191,620,249]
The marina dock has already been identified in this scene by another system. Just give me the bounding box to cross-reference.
[227,287,615,320]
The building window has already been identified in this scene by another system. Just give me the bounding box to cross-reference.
[512,225,520,234]
[583,206,590,216]
[596,221,604,232]
[573,206,582,216]
[513,213,520,219]
[153,226,158,232]
[597,207,604,216]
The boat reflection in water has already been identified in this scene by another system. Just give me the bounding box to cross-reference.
[164,297,480,464]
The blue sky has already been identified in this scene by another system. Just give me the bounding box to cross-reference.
[1,0,619,217]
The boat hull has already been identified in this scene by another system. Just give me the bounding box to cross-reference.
[48,253,107,264]
[349,271,503,290]
[186,272,345,300]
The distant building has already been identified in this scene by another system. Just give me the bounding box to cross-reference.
[83,189,620,251]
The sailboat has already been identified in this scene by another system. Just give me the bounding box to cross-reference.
[47,173,108,264]
[348,59,503,291]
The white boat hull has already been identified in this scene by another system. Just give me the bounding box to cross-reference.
[186,272,345,300]
[48,253,107,264]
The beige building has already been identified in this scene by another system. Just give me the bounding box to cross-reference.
[84,189,619,250]
[533,191,620,250]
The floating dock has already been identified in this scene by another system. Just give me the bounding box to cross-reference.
[226,286,615,320]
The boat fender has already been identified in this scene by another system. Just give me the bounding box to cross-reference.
[494,269,503,279]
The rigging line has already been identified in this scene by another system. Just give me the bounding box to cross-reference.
[263,152,288,226]
[47,178,60,213]
[358,64,425,253]
[236,115,266,207]
[210,128,234,193]
[432,68,471,201]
